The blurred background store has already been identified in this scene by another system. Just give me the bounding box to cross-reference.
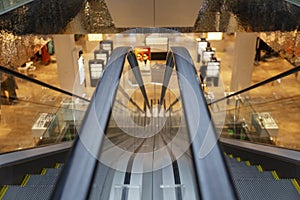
[0,0,299,199]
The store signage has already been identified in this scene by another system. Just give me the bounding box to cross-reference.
[134,47,151,70]
[89,59,104,87]
[88,34,103,41]
[202,47,215,65]
[94,49,109,65]
[100,40,113,55]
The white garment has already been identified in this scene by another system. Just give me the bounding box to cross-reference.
[78,56,85,85]
[138,60,151,70]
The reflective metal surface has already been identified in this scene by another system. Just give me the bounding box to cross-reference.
[0,0,299,34]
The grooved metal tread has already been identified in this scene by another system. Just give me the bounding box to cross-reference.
[42,168,61,176]
[25,175,58,186]
[1,155,299,200]
[226,154,300,200]
[232,171,274,179]
[0,165,62,200]
[2,185,53,200]
[233,178,300,200]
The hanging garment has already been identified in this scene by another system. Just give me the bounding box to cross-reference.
[41,45,51,64]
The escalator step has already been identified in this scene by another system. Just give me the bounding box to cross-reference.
[226,159,263,172]
[0,186,8,199]
[292,179,300,195]
[231,171,274,179]
[25,175,58,186]
[1,185,53,200]
[233,179,300,200]
[224,153,300,199]
[0,165,63,199]
[225,156,250,165]
[56,163,64,168]
[41,168,62,176]
[20,174,30,187]
[228,163,259,170]
[225,154,272,174]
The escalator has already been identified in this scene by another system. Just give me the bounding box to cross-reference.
[0,164,63,199]
[0,46,299,200]
[0,63,90,193]
[225,153,300,200]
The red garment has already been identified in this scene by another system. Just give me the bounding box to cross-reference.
[41,45,50,64]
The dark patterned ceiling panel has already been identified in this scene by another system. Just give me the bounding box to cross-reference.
[0,0,299,34]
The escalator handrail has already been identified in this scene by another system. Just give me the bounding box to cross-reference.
[50,47,132,200]
[220,137,300,164]
[171,46,238,200]
[0,141,73,168]
[0,65,90,102]
[209,65,300,105]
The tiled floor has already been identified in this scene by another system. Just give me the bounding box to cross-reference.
[0,58,65,152]
[0,33,299,154]
[219,37,300,150]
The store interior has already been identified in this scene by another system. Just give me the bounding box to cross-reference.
[0,0,300,199]
[0,31,299,154]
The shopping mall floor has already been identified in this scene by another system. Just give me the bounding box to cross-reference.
[0,34,299,154]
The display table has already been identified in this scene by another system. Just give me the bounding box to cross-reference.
[32,113,59,138]
[252,112,279,138]
[60,100,74,121]
[59,99,87,122]
[205,91,214,104]
[146,37,168,60]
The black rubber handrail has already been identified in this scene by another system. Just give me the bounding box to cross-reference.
[159,50,175,111]
[209,65,300,105]
[50,47,131,200]
[172,46,238,200]
[127,51,151,110]
[0,65,90,102]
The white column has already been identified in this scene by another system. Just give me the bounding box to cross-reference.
[230,32,258,91]
[53,35,84,96]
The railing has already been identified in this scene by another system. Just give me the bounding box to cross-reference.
[209,65,300,151]
[51,47,131,200]
[51,45,236,199]
[0,66,90,154]
[0,0,34,15]
[172,46,237,199]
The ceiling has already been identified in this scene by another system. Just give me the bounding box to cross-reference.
[105,0,204,27]
[0,0,299,34]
